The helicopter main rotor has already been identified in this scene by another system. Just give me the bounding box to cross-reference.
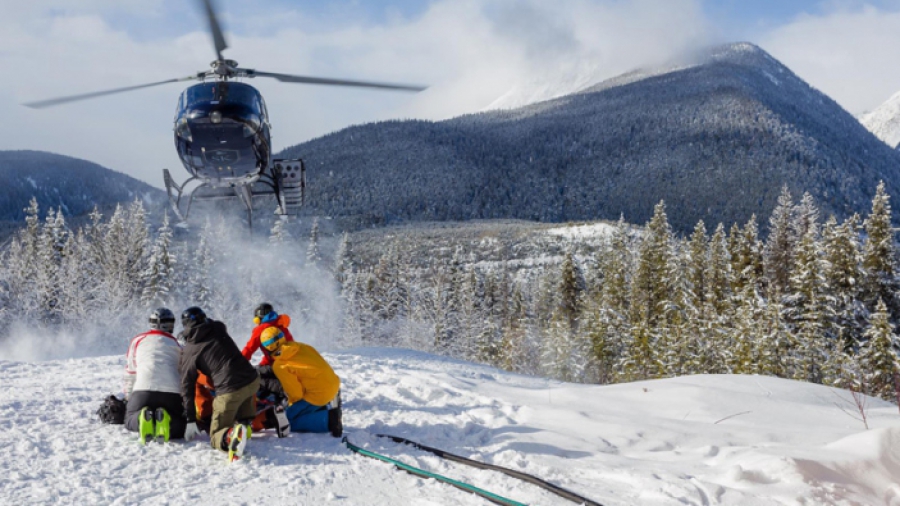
[23,0,425,109]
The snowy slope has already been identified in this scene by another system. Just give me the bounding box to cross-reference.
[3,348,900,505]
[859,90,900,149]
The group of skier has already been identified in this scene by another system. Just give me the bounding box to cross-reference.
[122,303,342,460]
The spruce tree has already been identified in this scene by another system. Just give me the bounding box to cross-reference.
[141,213,176,307]
[822,214,865,356]
[862,182,900,320]
[730,215,763,295]
[786,223,829,383]
[686,220,708,314]
[633,201,675,329]
[269,217,289,244]
[764,186,796,297]
[858,300,900,402]
[307,217,321,267]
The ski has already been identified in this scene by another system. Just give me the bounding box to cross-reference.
[343,436,526,506]
[376,434,605,506]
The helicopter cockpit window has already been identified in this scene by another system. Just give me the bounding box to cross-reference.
[182,83,262,113]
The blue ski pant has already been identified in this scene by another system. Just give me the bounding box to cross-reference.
[285,400,329,433]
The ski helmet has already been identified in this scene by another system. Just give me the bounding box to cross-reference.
[253,302,276,325]
[149,307,176,333]
[181,306,207,329]
[260,327,285,352]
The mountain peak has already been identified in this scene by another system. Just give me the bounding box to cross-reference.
[859,90,900,149]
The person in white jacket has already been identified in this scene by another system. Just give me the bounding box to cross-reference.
[124,308,187,444]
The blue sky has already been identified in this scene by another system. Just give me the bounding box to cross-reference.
[5,0,900,186]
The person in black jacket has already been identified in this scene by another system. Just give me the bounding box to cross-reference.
[178,306,260,459]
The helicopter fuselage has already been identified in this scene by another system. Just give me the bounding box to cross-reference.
[174,81,271,186]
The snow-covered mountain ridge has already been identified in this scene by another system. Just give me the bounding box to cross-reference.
[281,42,900,234]
[0,150,164,238]
[2,348,898,505]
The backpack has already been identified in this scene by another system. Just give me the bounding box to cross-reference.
[97,395,126,425]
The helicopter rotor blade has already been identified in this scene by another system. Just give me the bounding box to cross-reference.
[245,69,427,92]
[200,0,228,60]
[23,74,206,109]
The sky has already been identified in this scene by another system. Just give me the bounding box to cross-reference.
[1,347,898,505]
[4,0,900,188]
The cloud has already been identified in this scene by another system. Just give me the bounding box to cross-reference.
[759,3,900,115]
[1,0,713,188]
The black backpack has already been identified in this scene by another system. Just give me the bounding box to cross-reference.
[96,395,126,425]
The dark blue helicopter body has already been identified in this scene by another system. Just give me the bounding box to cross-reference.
[174,81,270,184]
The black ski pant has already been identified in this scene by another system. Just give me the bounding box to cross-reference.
[125,390,188,439]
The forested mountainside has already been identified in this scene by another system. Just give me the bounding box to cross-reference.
[335,185,900,404]
[281,42,900,234]
[0,150,163,226]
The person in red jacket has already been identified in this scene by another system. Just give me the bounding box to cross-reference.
[242,302,295,366]
[242,303,295,406]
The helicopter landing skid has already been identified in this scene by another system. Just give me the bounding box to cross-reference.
[162,159,305,231]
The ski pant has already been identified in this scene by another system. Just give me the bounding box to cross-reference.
[125,391,187,439]
[210,376,259,451]
[285,399,329,433]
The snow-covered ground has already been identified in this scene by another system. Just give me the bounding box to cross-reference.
[2,348,899,505]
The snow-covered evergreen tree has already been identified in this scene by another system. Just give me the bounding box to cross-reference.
[862,182,900,320]
[822,214,866,355]
[307,217,321,267]
[633,201,676,328]
[141,212,176,307]
[765,186,796,297]
[857,300,900,402]
[785,221,829,383]
[269,217,290,244]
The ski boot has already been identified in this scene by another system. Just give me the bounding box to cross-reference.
[138,407,155,445]
[226,422,251,462]
[275,406,290,438]
[328,407,343,438]
[264,405,290,438]
[155,408,171,443]
[327,391,343,438]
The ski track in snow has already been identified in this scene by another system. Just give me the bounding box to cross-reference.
[2,348,900,505]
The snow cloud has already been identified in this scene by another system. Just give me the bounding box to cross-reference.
[0,208,344,362]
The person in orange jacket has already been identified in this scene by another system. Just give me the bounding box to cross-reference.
[260,326,342,437]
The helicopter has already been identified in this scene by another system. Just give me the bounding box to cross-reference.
[24,0,425,228]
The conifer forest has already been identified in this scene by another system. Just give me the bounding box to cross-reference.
[2,184,899,406]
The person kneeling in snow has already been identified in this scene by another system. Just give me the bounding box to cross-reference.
[242,303,293,401]
[260,327,342,437]
[179,307,260,459]
[124,308,188,444]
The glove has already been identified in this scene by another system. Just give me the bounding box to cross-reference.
[183,422,200,442]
